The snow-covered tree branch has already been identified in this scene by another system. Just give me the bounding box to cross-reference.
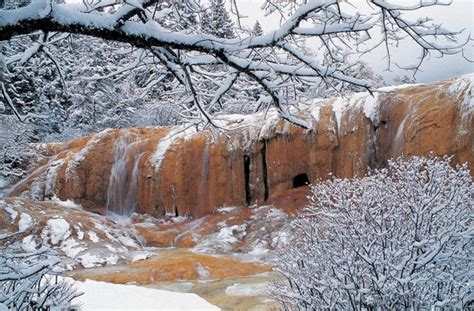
[270,156,473,309]
[0,0,469,128]
[0,247,81,310]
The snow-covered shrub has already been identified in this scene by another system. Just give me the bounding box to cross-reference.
[0,247,81,310]
[0,114,35,180]
[270,156,473,309]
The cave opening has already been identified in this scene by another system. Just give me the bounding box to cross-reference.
[293,173,310,188]
[244,155,251,205]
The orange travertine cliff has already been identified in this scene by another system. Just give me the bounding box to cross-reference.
[8,76,473,218]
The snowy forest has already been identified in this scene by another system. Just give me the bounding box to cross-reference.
[0,0,473,310]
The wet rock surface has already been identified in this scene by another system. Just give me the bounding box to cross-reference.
[8,76,473,219]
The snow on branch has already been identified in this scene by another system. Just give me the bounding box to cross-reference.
[0,247,82,310]
[0,0,468,127]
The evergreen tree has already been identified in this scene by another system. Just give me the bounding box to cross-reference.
[200,9,213,35]
[252,20,263,36]
[201,0,235,39]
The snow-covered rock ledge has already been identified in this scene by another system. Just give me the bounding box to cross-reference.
[6,75,474,219]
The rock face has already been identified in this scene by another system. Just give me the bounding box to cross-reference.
[8,76,473,218]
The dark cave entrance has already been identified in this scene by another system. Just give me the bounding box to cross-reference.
[293,173,310,188]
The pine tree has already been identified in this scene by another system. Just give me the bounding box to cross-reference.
[201,0,235,39]
[200,10,213,35]
[212,0,235,39]
[252,20,263,36]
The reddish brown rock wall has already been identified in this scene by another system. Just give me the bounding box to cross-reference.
[8,77,473,218]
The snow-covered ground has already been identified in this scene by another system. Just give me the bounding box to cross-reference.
[0,198,154,270]
[69,278,220,310]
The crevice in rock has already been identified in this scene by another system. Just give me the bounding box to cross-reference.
[261,141,269,201]
[243,155,251,205]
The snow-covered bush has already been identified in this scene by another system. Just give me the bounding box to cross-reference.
[0,247,81,310]
[270,156,473,309]
[0,114,36,180]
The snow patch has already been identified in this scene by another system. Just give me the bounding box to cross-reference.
[152,125,196,170]
[105,244,117,252]
[62,238,87,258]
[18,213,32,233]
[216,206,236,213]
[42,218,71,245]
[70,278,220,310]
[4,206,18,222]
[196,263,210,280]
[88,231,100,243]
[377,82,422,92]
[44,159,64,197]
[225,283,268,296]
[248,240,269,258]
[332,92,380,130]
[118,235,139,248]
[309,105,321,123]
[77,253,106,268]
[131,251,152,262]
[448,73,473,96]
[448,74,473,128]
[50,196,82,209]
[105,254,120,265]
[74,224,84,240]
[65,129,112,178]
[21,235,38,252]
[331,97,349,130]
[216,225,246,245]
[362,93,379,125]
[0,177,7,189]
